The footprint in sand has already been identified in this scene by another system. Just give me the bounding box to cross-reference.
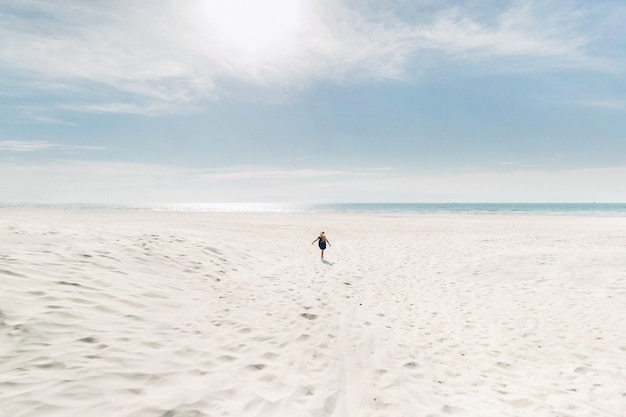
[300,313,317,320]
[574,366,591,374]
[218,355,237,363]
[323,392,338,415]
[508,398,533,408]
[442,404,464,414]
[262,352,279,360]
[496,361,513,369]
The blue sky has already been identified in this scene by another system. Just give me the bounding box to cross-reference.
[1,0,625,203]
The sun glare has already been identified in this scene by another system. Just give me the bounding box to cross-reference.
[195,0,302,55]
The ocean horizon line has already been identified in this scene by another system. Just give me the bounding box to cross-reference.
[2,202,626,216]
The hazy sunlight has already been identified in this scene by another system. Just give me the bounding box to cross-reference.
[196,0,302,56]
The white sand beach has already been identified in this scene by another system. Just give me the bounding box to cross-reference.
[1,210,625,417]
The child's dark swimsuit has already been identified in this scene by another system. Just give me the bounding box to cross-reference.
[318,238,326,250]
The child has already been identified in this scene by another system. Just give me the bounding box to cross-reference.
[311,231,331,260]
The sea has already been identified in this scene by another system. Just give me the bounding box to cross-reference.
[2,203,626,216]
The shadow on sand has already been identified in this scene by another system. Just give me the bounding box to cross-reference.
[322,259,334,265]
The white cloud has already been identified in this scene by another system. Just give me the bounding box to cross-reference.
[0,0,612,114]
[197,167,364,181]
[0,140,105,152]
[416,6,588,61]
[569,99,626,112]
[0,140,57,152]
[0,115,77,125]
[1,160,625,203]
[60,102,194,116]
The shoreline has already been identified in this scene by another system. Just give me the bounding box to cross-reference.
[2,202,626,218]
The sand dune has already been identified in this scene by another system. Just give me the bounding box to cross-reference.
[1,210,625,416]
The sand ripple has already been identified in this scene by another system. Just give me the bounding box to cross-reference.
[1,211,625,416]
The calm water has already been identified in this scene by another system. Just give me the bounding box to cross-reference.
[154,203,626,216]
[3,202,626,216]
